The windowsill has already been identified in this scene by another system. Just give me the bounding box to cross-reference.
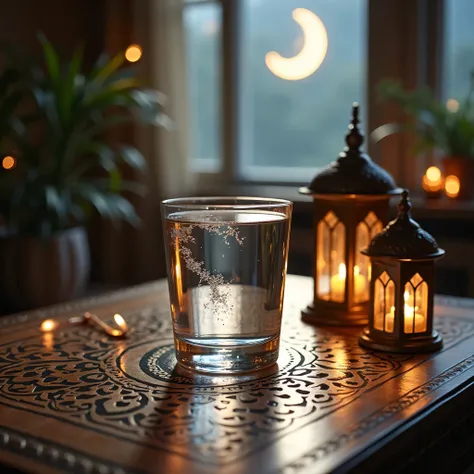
[199,183,474,220]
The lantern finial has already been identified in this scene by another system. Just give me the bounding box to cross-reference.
[363,189,445,259]
[398,189,412,217]
[345,102,364,154]
[300,103,402,195]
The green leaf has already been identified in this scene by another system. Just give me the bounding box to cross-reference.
[108,168,122,193]
[97,145,117,172]
[119,146,146,170]
[45,186,66,220]
[87,190,111,217]
[81,178,147,196]
[94,51,126,83]
[106,194,140,225]
[59,45,83,122]
[38,33,60,83]
[72,184,139,224]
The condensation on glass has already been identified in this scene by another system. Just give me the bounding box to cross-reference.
[373,271,395,333]
[317,211,346,303]
[354,211,383,303]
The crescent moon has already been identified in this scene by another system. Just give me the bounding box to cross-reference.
[265,8,328,81]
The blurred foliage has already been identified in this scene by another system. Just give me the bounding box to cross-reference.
[0,34,168,238]
[378,71,474,159]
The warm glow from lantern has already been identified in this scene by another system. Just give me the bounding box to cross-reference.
[446,98,459,112]
[329,263,346,302]
[338,262,346,279]
[328,263,366,303]
[2,156,15,170]
[384,291,425,333]
[353,265,366,301]
[422,166,443,194]
[125,44,142,63]
[426,166,441,182]
[265,8,328,81]
[40,319,58,332]
[445,175,460,198]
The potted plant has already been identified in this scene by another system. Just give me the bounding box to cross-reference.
[378,72,474,199]
[0,36,166,310]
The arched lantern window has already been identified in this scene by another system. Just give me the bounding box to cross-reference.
[299,104,401,326]
[359,191,445,353]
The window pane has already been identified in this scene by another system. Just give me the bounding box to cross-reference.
[239,0,367,180]
[444,0,474,101]
[184,3,221,171]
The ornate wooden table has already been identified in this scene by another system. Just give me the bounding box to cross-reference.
[2,275,474,474]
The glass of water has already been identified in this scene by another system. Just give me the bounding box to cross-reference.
[161,197,293,374]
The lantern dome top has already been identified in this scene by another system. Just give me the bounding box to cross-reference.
[299,103,401,196]
[363,190,445,259]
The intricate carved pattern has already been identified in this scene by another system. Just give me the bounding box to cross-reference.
[279,354,474,474]
[0,426,141,474]
[1,300,474,466]
[2,278,474,473]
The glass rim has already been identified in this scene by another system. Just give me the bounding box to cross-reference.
[161,196,293,210]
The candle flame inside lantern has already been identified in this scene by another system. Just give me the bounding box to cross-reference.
[40,319,58,332]
[386,290,424,333]
[422,166,443,193]
[426,166,441,182]
[338,262,346,279]
[445,175,460,198]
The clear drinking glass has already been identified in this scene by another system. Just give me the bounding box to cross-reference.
[161,197,293,374]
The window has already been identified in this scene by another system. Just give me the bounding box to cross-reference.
[184,2,222,171]
[182,1,448,188]
[444,0,474,101]
[239,0,366,181]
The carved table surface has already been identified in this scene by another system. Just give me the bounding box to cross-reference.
[1,275,474,474]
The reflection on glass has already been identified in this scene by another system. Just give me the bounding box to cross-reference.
[403,273,428,334]
[355,211,383,303]
[374,271,395,333]
[317,211,346,302]
[184,4,221,169]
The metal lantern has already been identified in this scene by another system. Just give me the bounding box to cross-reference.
[359,190,445,353]
[299,104,401,325]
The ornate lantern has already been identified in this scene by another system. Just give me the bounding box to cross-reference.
[359,190,445,353]
[299,104,401,325]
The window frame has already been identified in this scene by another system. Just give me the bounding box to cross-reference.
[184,0,444,193]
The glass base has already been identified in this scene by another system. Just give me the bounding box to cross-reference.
[174,335,280,374]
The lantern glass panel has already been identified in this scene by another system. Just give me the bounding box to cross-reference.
[374,271,395,333]
[317,211,346,303]
[354,212,383,303]
[403,273,428,333]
